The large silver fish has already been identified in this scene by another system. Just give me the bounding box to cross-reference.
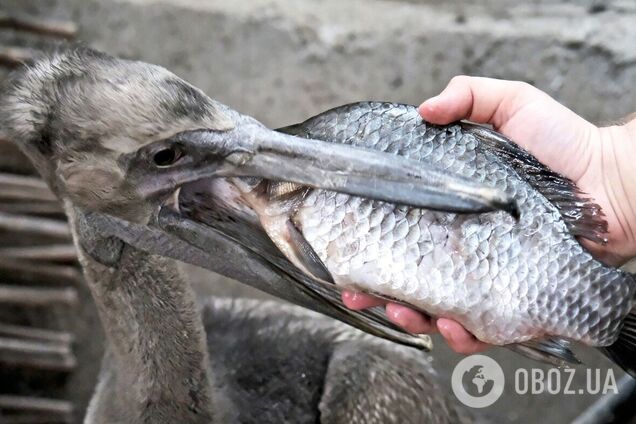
[180,102,636,375]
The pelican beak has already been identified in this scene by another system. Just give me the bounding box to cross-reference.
[121,114,517,215]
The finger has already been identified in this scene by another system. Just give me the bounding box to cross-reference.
[341,290,386,310]
[418,76,541,128]
[386,303,437,334]
[437,318,490,354]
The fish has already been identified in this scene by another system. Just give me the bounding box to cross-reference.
[179,102,636,375]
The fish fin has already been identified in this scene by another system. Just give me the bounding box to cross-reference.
[465,123,608,244]
[508,338,580,366]
[600,309,636,378]
[264,181,311,217]
[267,181,308,202]
[276,123,306,137]
[259,207,334,284]
[284,219,335,284]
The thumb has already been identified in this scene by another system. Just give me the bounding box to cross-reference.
[418,76,540,128]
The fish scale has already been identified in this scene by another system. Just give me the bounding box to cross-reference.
[278,102,634,350]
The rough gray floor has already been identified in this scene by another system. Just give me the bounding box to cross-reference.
[2,0,636,422]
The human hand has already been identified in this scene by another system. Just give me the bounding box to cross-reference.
[343,76,636,354]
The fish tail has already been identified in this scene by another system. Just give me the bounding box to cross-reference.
[600,308,636,378]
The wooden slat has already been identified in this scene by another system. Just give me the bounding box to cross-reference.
[0,187,57,202]
[0,201,64,215]
[0,173,56,202]
[0,212,70,239]
[0,13,77,39]
[0,337,76,371]
[0,259,81,285]
[0,395,73,424]
[0,46,39,68]
[0,337,71,355]
[0,285,78,306]
[0,173,51,193]
[0,323,74,345]
[0,245,77,262]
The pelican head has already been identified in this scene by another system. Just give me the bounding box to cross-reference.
[1,47,243,223]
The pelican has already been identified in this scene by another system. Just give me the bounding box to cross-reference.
[0,47,507,422]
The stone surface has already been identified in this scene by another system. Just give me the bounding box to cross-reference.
[2,0,635,422]
[5,0,634,125]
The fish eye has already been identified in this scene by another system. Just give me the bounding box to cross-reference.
[153,146,183,167]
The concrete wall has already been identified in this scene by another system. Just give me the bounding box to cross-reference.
[80,0,636,127]
[2,0,635,422]
[5,0,636,125]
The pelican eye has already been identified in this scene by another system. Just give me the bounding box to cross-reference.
[153,146,183,167]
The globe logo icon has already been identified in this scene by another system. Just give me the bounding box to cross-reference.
[451,355,505,408]
[462,365,495,397]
